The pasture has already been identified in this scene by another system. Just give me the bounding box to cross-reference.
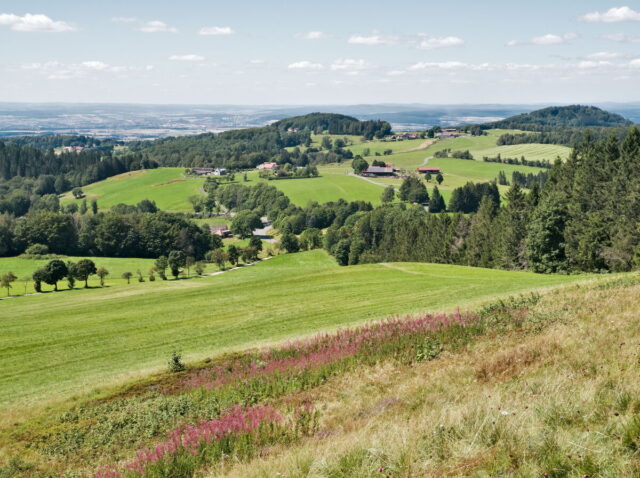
[247,168,384,206]
[0,250,591,413]
[60,168,204,212]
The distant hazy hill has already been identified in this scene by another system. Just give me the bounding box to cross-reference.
[273,112,391,138]
[485,105,633,131]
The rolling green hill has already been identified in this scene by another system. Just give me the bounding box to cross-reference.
[484,105,633,130]
[60,168,204,212]
[0,250,591,412]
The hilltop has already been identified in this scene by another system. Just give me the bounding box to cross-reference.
[484,104,633,131]
[273,112,391,138]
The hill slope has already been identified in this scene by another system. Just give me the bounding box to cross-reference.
[485,104,633,131]
[0,250,589,411]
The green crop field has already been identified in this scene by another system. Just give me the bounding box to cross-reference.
[0,250,592,412]
[60,168,205,212]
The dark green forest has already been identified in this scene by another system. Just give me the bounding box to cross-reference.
[273,112,391,139]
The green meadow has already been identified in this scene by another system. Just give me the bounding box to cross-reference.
[247,167,384,206]
[60,168,204,212]
[0,250,592,412]
[56,129,572,213]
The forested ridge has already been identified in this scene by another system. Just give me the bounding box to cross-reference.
[273,112,391,138]
[485,105,635,146]
[486,105,632,131]
[325,126,640,273]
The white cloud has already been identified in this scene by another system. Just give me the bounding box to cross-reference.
[531,33,576,45]
[199,26,234,36]
[298,31,326,40]
[169,54,205,61]
[20,60,155,80]
[330,58,369,71]
[408,61,469,70]
[602,33,640,43]
[387,70,406,76]
[630,59,640,68]
[417,35,464,50]
[249,59,265,64]
[0,13,74,32]
[81,61,109,70]
[348,34,396,45]
[111,17,136,23]
[506,40,519,47]
[139,20,177,33]
[288,60,323,70]
[578,60,612,69]
[580,6,640,23]
[587,51,624,60]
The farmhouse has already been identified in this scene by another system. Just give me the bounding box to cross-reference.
[362,165,396,177]
[191,167,214,175]
[209,224,231,237]
[256,162,279,171]
[417,167,441,174]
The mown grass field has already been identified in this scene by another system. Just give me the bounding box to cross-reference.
[0,250,591,413]
[246,168,384,206]
[471,142,572,161]
[60,168,204,212]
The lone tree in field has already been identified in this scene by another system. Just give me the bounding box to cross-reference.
[436,172,444,185]
[168,250,186,279]
[32,269,46,292]
[121,271,133,284]
[71,259,97,288]
[96,267,109,286]
[71,187,84,199]
[154,256,168,280]
[381,185,395,203]
[227,245,240,266]
[1,272,17,296]
[41,259,68,291]
[211,248,227,270]
[90,199,98,214]
[194,262,205,276]
[351,157,369,174]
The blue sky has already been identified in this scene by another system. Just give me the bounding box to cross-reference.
[1,0,640,104]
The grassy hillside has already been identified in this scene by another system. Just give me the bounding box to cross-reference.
[220,275,640,477]
[247,167,385,206]
[60,168,204,212]
[0,250,590,412]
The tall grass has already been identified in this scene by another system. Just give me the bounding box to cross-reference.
[6,296,542,477]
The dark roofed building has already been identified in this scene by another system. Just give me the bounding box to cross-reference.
[209,224,231,237]
[362,166,396,177]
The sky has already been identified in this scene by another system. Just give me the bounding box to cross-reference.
[1,0,640,105]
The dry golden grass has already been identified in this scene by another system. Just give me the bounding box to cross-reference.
[217,278,640,477]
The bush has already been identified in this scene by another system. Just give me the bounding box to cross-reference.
[24,243,49,256]
[168,351,186,373]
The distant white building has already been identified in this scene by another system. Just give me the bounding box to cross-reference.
[256,162,278,171]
